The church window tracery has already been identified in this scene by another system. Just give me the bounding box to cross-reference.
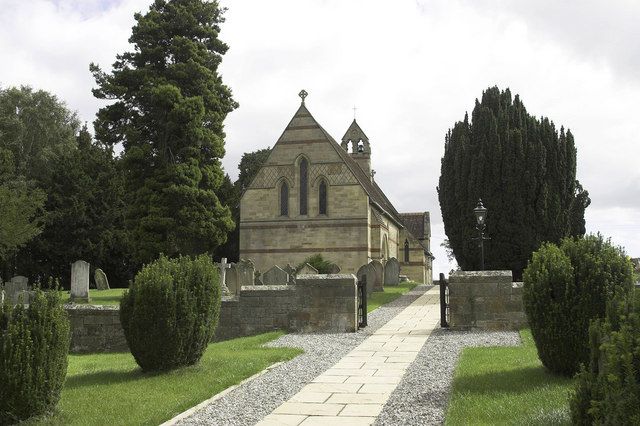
[300,158,308,215]
[280,181,289,216]
[404,239,410,262]
[319,180,327,215]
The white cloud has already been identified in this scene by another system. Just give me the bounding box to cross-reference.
[1,0,638,277]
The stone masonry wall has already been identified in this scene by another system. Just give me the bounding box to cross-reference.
[448,270,526,330]
[215,274,357,341]
[65,304,128,353]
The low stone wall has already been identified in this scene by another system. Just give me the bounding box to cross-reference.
[65,304,128,353]
[216,274,357,341]
[448,270,526,330]
[64,274,358,351]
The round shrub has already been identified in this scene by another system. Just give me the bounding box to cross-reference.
[570,289,640,424]
[0,289,70,424]
[120,254,221,372]
[523,234,635,376]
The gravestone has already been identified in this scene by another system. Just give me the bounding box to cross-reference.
[370,259,384,291]
[215,258,232,294]
[226,263,239,295]
[237,259,255,288]
[283,264,296,284]
[254,270,263,286]
[384,257,400,286]
[71,260,90,303]
[297,263,318,275]
[356,263,375,296]
[6,276,29,305]
[262,265,288,285]
[94,268,110,290]
[327,264,341,274]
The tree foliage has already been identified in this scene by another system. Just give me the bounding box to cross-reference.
[91,0,237,267]
[438,86,590,278]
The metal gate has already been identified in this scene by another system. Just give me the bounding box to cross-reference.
[439,272,449,327]
[357,275,368,328]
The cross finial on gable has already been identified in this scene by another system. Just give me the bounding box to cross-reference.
[299,89,308,104]
[352,105,357,119]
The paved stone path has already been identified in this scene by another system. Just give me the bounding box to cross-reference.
[257,286,441,426]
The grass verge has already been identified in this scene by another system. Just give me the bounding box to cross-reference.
[34,331,302,425]
[61,288,126,306]
[367,281,418,313]
[445,329,575,425]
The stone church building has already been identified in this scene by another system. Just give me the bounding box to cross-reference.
[239,92,433,284]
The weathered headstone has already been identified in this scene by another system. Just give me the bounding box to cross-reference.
[6,276,29,304]
[94,268,110,290]
[370,259,384,291]
[327,264,341,274]
[297,263,318,275]
[283,264,296,284]
[399,275,410,283]
[215,257,232,294]
[71,260,90,303]
[384,257,400,286]
[356,263,375,296]
[226,263,240,295]
[237,259,255,287]
[262,265,289,285]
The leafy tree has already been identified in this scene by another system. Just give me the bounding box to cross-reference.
[0,86,79,182]
[236,148,271,192]
[91,0,237,267]
[437,86,590,279]
[16,125,130,286]
[0,149,45,265]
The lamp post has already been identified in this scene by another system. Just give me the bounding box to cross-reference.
[473,199,489,270]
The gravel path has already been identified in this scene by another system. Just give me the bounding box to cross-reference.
[375,328,521,426]
[179,286,521,426]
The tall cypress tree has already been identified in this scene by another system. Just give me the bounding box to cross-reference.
[91,0,237,266]
[437,87,590,279]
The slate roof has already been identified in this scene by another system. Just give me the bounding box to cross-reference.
[398,212,429,240]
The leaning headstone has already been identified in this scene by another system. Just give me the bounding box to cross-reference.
[327,264,341,274]
[370,259,384,291]
[237,259,256,287]
[71,260,90,303]
[215,257,232,295]
[6,276,29,305]
[283,264,296,284]
[262,265,289,285]
[226,263,240,295]
[384,257,400,286]
[356,263,375,296]
[297,263,318,275]
[94,268,110,290]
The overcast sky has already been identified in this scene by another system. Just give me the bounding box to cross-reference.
[1,0,639,277]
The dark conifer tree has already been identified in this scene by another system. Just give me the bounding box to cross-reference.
[91,0,237,267]
[437,87,590,279]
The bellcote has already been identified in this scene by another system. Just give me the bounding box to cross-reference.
[341,119,371,177]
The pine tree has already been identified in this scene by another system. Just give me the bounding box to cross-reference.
[91,0,237,266]
[437,87,590,279]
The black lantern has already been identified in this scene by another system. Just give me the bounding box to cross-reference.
[473,199,489,270]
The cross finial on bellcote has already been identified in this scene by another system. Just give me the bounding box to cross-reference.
[352,105,357,119]
[298,89,308,104]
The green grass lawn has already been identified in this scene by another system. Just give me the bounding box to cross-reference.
[33,331,301,425]
[446,329,575,425]
[367,281,418,313]
[61,288,126,306]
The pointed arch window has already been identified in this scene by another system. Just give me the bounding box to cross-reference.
[319,180,327,215]
[299,158,308,215]
[404,239,410,262]
[280,181,289,216]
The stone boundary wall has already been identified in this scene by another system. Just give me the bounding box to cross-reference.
[65,304,128,353]
[448,270,527,330]
[64,274,357,352]
[216,274,357,341]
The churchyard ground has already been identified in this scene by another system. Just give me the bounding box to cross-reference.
[29,332,301,425]
[367,281,418,313]
[60,288,125,306]
[445,329,574,425]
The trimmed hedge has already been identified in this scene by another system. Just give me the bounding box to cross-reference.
[120,254,221,372]
[570,289,640,424]
[523,234,635,376]
[0,289,70,424]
